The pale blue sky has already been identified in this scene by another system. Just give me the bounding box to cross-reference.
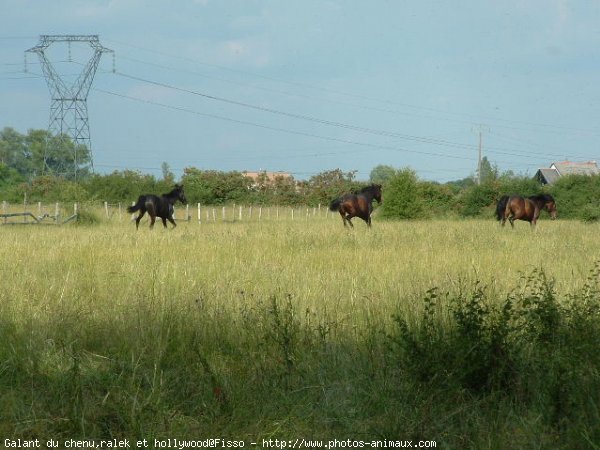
[1,0,599,181]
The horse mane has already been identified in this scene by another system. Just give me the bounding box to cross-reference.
[163,184,183,197]
[528,193,554,203]
[358,184,381,194]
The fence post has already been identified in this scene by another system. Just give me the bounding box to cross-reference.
[118,203,122,220]
[222,206,226,221]
[291,207,294,220]
[186,204,190,222]
[198,203,202,223]
[259,206,262,221]
[55,202,60,224]
[239,205,242,221]
[104,201,109,219]
[212,208,216,222]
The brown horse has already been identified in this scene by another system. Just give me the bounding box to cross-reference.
[329,184,382,228]
[496,194,557,229]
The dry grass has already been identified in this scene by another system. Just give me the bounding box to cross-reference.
[1,214,599,443]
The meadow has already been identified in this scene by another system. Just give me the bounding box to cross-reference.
[1,211,599,448]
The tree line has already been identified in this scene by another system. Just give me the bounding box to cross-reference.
[1,127,599,220]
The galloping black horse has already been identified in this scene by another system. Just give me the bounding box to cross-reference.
[329,184,382,228]
[127,184,187,230]
[496,194,557,229]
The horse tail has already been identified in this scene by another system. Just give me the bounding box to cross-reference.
[496,195,509,221]
[127,196,145,213]
[329,197,342,211]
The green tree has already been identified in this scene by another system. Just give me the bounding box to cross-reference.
[181,168,252,204]
[304,168,361,206]
[161,162,175,184]
[460,182,498,217]
[369,164,397,186]
[478,156,498,184]
[82,170,161,203]
[0,128,92,180]
[380,168,423,219]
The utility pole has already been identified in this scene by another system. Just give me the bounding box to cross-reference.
[472,124,489,185]
[25,35,114,178]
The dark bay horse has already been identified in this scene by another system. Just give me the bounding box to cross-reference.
[496,194,557,229]
[329,184,382,228]
[127,184,187,230]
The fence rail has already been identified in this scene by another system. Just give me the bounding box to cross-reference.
[1,201,79,225]
[1,201,338,225]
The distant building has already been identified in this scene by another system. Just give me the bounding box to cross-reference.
[242,171,293,186]
[535,161,600,185]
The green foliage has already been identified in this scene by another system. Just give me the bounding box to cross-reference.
[419,181,457,217]
[302,168,362,206]
[389,267,600,444]
[0,127,91,180]
[550,174,600,219]
[380,168,423,219]
[459,182,498,217]
[181,168,252,204]
[3,130,600,223]
[497,174,541,196]
[74,208,101,226]
[18,175,89,202]
[580,204,600,223]
[369,164,397,186]
[82,170,164,203]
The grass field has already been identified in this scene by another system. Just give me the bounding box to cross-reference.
[1,213,600,448]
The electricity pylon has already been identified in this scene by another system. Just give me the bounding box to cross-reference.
[26,35,113,178]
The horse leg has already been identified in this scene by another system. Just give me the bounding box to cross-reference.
[167,217,177,228]
[161,217,168,228]
[346,216,354,228]
[145,203,156,229]
[135,211,145,230]
[508,216,515,228]
[531,213,539,231]
[338,210,347,227]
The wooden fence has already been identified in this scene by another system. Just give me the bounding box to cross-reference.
[1,200,79,225]
[1,201,338,225]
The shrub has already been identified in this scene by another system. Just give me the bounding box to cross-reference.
[388,267,600,437]
[380,168,423,219]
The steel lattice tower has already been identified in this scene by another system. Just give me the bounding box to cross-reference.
[26,35,113,177]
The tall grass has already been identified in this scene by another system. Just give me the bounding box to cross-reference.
[1,216,599,447]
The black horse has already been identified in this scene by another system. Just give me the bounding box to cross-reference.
[496,194,557,228]
[127,184,187,230]
[329,184,382,228]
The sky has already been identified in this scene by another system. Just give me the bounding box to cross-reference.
[1,0,599,182]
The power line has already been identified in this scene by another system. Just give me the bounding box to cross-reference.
[105,38,600,137]
[114,71,592,163]
[95,87,477,163]
[115,71,480,151]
